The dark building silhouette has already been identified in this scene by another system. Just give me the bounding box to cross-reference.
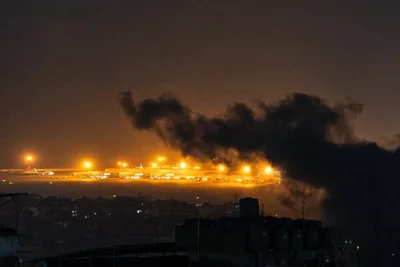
[174,198,341,267]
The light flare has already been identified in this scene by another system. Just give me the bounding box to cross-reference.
[218,165,225,172]
[265,166,273,175]
[243,165,251,174]
[83,161,92,169]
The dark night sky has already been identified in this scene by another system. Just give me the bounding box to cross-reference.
[1,1,400,167]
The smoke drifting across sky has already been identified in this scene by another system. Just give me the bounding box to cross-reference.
[121,91,400,265]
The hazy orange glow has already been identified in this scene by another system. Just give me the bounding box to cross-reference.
[17,155,282,187]
[218,165,225,172]
[117,161,128,167]
[265,166,273,174]
[243,165,251,174]
[83,161,92,169]
[25,155,34,162]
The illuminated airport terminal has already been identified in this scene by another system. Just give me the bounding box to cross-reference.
[2,154,282,186]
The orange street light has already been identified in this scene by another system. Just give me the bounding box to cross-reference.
[25,155,34,162]
[83,161,92,169]
[265,166,273,175]
[243,165,251,174]
[157,156,166,162]
[218,165,225,172]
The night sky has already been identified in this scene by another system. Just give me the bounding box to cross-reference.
[1,1,400,167]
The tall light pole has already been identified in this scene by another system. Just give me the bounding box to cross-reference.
[197,219,200,260]
[0,193,28,231]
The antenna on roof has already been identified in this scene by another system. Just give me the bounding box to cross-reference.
[233,194,239,217]
[0,193,28,231]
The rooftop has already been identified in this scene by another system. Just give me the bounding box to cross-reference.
[0,227,17,236]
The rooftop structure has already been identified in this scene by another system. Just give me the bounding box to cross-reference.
[22,243,189,267]
[174,198,342,267]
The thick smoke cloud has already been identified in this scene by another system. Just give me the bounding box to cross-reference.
[121,91,400,266]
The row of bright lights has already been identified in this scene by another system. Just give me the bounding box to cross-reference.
[153,157,274,174]
[22,154,276,174]
[24,154,94,169]
[96,156,167,169]
[152,162,273,174]
[239,165,273,174]
[131,161,275,175]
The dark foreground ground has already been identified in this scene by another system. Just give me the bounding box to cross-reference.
[0,174,323,219]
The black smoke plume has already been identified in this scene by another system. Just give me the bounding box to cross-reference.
[121,91,400,266]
